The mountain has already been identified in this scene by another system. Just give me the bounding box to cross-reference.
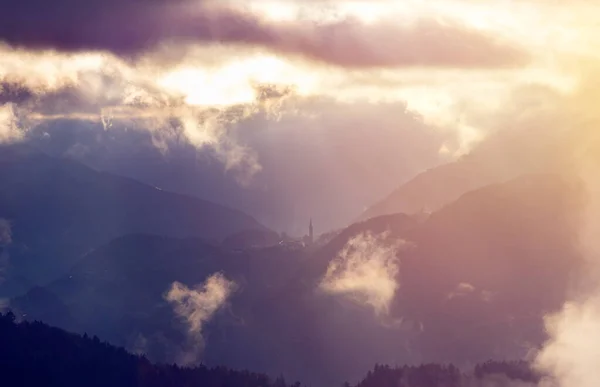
[359,157,508,221]
[12,173,585,385]
[0,144,268,295]
[23,111,446,235]
[397,173,584,362]
[310,172,584,365]
[0,310,543,387]
[0,310,302,387]
[11,234,318,382]
[358,126,568,222]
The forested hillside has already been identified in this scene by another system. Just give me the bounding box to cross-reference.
[0,311,301,387]
[0,311,543,387]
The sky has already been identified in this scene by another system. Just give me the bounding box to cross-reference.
[0,0,599,232]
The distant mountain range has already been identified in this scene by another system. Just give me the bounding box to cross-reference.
[11,171,586,386]
[0,144,269,296]
[23,118,445,235]
[359,156,511,221]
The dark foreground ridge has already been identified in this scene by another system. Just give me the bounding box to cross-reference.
[0,311,542,387]
[0,311,301,387]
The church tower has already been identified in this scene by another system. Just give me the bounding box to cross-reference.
[308,218,314,244]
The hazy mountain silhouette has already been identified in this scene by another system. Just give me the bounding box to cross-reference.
[359,126,568,222]
[359,157,506,221]
[0,144,268,296]
[22,112,448,235]
[12,172,585,385]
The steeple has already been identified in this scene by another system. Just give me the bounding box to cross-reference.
[309,218,314,244]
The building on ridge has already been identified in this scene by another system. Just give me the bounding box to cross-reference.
[302,218,314,246]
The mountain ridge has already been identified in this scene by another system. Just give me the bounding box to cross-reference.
[0,144,270,296]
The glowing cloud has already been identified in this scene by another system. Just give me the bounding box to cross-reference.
[320,232,410,315]
[536,296,600,387]
[0,104,22,143]
[165,273,236,365]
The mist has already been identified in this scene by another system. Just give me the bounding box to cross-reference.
[320,232,410,316]
[531,129,600,387]
[0,103,21,143]
[165,273,237,365]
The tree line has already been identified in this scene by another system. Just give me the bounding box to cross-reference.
[0,310,540,387]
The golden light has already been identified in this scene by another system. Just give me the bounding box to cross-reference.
[157,55,320,107]
[245,1,299,22]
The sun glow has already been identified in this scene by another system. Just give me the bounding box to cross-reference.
[245,1,299,22]
[157,55,319,106]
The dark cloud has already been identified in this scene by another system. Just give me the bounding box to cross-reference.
[0,0,529,68]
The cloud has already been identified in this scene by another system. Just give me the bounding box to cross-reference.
[0,104,22,143]
[0,50,282,181]
[0,0,539,187]
[0,0,528,69]
[535,295,600,387]
[165,273,236,365]
[293,17,529,69]
[320,232,411,315]
[0,41,451,183]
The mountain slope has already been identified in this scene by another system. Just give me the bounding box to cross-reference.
[0,311,300,387]
[397,173,584,362]
[359,126,568,222]
[0,310,542,387]
[0,144,268,294]
[11,234,316,382]
[359,157,504,220]
[313,173,584,364]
